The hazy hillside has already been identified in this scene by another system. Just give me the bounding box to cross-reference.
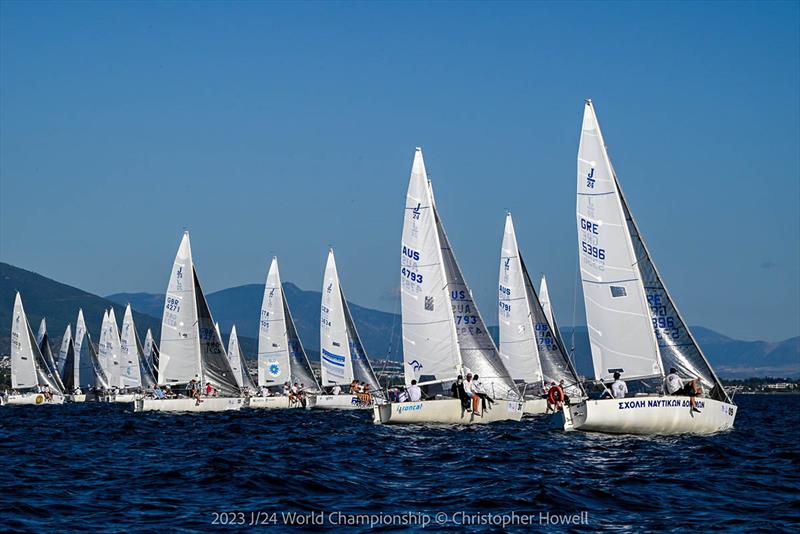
[1,262,796,379]
[0,263,161,353]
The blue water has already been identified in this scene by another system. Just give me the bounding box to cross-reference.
[1,394,798,532]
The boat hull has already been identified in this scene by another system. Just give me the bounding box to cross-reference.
[563,396,737,435]
[67,394,88,403]
[134,397,244,412]
[103,393,141,403]
[373,397,523,425]
[523,397,549,415]
[6,393,65,405]
[246,396,304,409]
[307,394,374,410]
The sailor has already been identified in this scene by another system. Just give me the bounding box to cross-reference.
[283,382,291,396]
[463,374,475,412]
[332,384,342,395]
[73,386,82,395]
[472,374,494,413]
[205,382,214,396]
[611,372,628,399]
[260,385,270,397]
[450,375,470,410]
[153,385,166,399]
[407,379,422,402]
[666,367,702,413]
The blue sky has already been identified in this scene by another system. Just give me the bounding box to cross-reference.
[1,1,798,342]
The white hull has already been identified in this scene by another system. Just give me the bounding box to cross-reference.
[103,393,141,403]
[523,397,549,415]
[246,396,305,409]
[563,396,737,435]
[134,397,244,412]
[6,393,65,405]
[67,394,88,403]
[373,397,523,425]
[307,394,375,410]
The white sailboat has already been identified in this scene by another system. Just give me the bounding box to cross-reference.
[6,293,65,405]
[226,325,256,394]
[104,304,152,403]
[563,100,737,435]
[499,213,585,415]
[374,148,523,424]
[308,249,383,410]
[72,308,107,400]
[251,257,320,409]
[135,232,245,412]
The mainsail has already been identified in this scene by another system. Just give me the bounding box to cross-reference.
[227,325,256,391]
[401,148,518,399]
[98,309,123,388]
[320,249,380,390]
[577,100,662,382]
[158,232,240,396]
[36,318,47,346]
[74,309,107,389]
[258,257,319,390]
[538,275,568,354]
[10,293,63,392]
[499,213,543,385]
[120,304,153,388]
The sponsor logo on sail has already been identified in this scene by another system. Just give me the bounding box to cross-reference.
[412,203,421,220]
[586,168,595,188]
[407,359,423,373]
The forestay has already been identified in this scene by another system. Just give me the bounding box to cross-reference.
[576,101,662,382]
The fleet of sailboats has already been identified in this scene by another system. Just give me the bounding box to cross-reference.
[2,101,738,435]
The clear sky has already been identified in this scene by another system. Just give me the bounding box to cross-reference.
[1,1,798,342]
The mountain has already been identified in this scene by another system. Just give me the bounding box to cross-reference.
[108,282,799,379]
[0,263,161,353]
[1,262,796,379]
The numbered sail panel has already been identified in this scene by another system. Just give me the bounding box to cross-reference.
[400,149,461,386]
[194,268,240,397]
[437,211,518,399]
[320,250,354,386]
[577,101,661,381]
[159,232,202,385]
[498,214,543,384]
[257,258,291,385]
[619,187,727,400]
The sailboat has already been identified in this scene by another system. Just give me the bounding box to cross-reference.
[499,213,586,415]
[308,249,383,410]
[135,232,245,412]
[142,328,160,380]
[97,309,124,399]
[106,304,154,402]
[374,148,523,424]
[6,293,65,405]
[251,257,320,409]
[72,308,107,400]
[563,100,737,435]
[226,325,257,394]
[36,318,67,395]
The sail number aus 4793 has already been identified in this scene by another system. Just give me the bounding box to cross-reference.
[401,267,423,284]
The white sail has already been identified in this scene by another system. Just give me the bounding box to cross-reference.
[36,318,47,346]
[57,324,72,376]
[320,249,354,386]
[227,325,255,391]
[143,328,159,375]
[97,310,114,386]
[400,148,461,385]
[107,308,126,387]
[120,304,144,389]
[577,101,662,381]
[159,232,202,385]
[258,257,291,386]
[10,293,62,392]
[257,257,319,390]
[499,213,543,384]
[10,293,38,389]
